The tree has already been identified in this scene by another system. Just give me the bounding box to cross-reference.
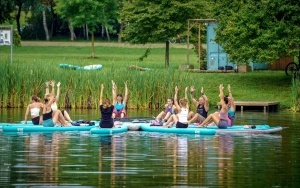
[14,0,36,35]
[121,0,211,66]
[99,0,119,41]
[214,0,300,64]
[55,0,115,57]
[0,0,14,24]
[39,0,56,41]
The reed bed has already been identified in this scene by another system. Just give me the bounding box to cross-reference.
[0,44,293,110]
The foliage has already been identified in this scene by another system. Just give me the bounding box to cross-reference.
[13,30,22,47]
[214,0,300,64]
[121,0,211,44]
[0,0,14,24]
[55,0,119,57]
[55,0,117,33]
[291,78,300,112]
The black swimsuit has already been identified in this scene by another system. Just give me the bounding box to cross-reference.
[43,109,53,120]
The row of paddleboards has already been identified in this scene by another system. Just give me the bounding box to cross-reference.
[0,121,283,135]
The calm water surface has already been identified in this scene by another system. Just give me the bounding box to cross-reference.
[0,109,299,187]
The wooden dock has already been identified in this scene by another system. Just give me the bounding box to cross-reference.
[218,101,279,113]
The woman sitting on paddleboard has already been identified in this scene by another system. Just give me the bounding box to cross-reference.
[153,97,175,124]
[163,86,189,128]
[227,84,236,126]
[198,84,229,129]
[46,80,73,122]
[42,93,70,127]
[24,95,44,125]
[112,81,128,118]
[99,84,115,128]
[187,86,209,125]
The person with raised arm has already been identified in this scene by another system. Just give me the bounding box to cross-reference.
[187,86,209,125]
[112,81,128,118]
[198,84,229,129]
[227,84,236,126]
[99,84,115,128]
[45,80,73,122]
[42,93,70,127]
[163,86,189,128]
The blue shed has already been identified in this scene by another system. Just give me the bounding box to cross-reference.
[206,22,268,70]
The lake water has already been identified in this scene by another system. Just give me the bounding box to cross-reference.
[0,109,299,187]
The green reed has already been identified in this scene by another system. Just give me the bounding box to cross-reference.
[0,44,293,110]
[291,77,300,112]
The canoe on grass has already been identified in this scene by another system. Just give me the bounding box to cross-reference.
[90,125,128,135]
[2,125,95,133]
[140,124,216,135]
[59,64,102,70]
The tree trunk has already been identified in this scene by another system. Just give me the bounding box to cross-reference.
[165,40,170,67]
[101,25,105,38]
[105,26,110,41]
[85,24,89,40]
[15,2,23,35]
[42,9,50,41]
[118,22,124,43]
[68,20,76,41]
[91,32,95,58]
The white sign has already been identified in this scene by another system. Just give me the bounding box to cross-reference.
[0,29,12,46]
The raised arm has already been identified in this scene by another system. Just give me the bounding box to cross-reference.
[50,80,55,95]
[228,84,235,110]
[56,82,61,102]
[174,86,180,109]
[112,80,117,105]
[45,81,50,95]
[190,86,198,105]
[219,84,226,109]
[185,86,189,109]
[201,87,209,112]
[123,81,128,105]
[174,86,180,111]
[24,105,30,124]
[99,84,104,106]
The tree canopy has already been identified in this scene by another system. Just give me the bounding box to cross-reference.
[214,0,300,64]
[0,0,14,24]
[121,0,211,44]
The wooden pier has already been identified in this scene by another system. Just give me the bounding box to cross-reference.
[218,101,279,113]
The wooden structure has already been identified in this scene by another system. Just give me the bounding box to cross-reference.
[218,101,279,113]
[269,57,294,70]
[186,19,217,68]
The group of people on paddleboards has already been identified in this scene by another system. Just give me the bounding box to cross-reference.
[24,80,128,128]
[153,84,235,129]
[25,79,234,129]
[24,81,73,127]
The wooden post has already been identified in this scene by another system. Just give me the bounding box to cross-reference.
[187,20,190,65]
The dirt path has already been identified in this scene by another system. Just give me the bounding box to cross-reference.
[21,41,188,49]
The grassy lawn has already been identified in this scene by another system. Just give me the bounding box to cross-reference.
[0,41,294,110]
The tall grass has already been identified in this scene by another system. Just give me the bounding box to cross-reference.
[0,44,293,111]
[291,77,300,112]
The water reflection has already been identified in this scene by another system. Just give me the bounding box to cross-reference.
[22,133,65,185]
[0,126,294,187]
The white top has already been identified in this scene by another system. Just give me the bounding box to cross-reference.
[30,107,40,116]
[51,103,58,111]
[178,107,189,123]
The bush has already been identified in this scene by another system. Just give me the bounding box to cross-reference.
[13,30,21,47]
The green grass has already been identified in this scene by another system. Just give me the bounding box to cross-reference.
[0,42,294,111]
